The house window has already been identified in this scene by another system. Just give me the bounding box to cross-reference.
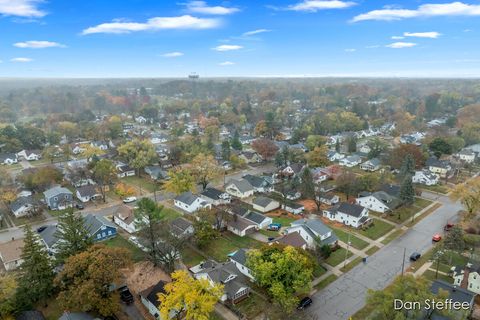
[65,195,69,199]
[108,230,112,235]
[97,234,101,239]
[54,197,58,201]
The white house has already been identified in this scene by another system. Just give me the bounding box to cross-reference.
[282,202,305,215]
[229,249,254,280]
[226,215,257,237]
[170,217,194,238]
[200,187,231,206]
[116,163,136,178]
[339,155,362,167]
[412,170,439,186]
[139,281,173,320]
[242,174,273,193]
[323,202,371,228]
[355,191,401,214]
[280,163,305,177]
[452,263,480,295]
[311,167,330,184]
[17,149,41,161]
[456,149,476,164]
[135,115,147,124]
[9,196,36,218]
[225,179,255,199]
[284,218,338,249]
[327,150,345,162]
[317,193,340,206]
[252,196,280,213]
[113,205,138,234]
[360,158,381,172]
[426,157,451,178]
[76,185,102,203]
[0,153,18,165]
[174,191,210,213]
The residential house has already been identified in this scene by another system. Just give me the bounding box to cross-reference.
[10,196,37,217]
[139,281,169,320]
[239,135,255,145]
[452,263,480,294]
[0,153,18,165]
[355,191,402,214]
[150,133,168,145]
[242,174,273,193]
[16,311,46,320]
[17,149,41,161]
[43,186,74,210]
[380,184,401,198]
[190,260,250,304]
[430,280,475,320]
[200,187,231,206]
[311,167,330,184]
[412,170,439,186]
[58,313,96,320]
[75,185,102,203]
[282,201,305,215]
[229,249,254,280]
[90,141,109,150]
[284,218,338,249]
[170,217,194,238]
[0,238,24,271]
[226,214,257,236]
[426,156,452,178]
[174,191,210,213]
[317,193,340,206]
[72,143,87,155]
[241,210,273,229]
[116,163,135,178]
[455,149,476,164]
[239,151,261,164]
[339,155,362,167]
[274,232,308,250]
[357,143,371,155]
[323,202,371,228]
[360,158,381,172]
[225,179,255,199]
[280,163,305,178]
[252,196,280,213]
[113,205,138,234]
[135,115,147,124]
[327,150,345,162]
[145,165,168,180]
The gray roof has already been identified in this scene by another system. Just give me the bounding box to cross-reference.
[170,217,193,236]
[16,311,46,320]
[43,186,72,199]
[430,280,475,305]
[0,153,17,161]
[242,174,268,188]
[39,225,60,248]
[227,179,254,193]
[83,214,116,234]
[242,210,269,225]
[59,312,96,320]
[333,202,366,217]
[364,158,381,166]
[10,196,35,213]
[76,185,99,198]
[291,218,332,236]
[252,196,275,208]
[380,184,401,197]
[201,187,225,200]
[230,248,248,266]
[175,191,199,205]
[458,149,475,156]
[140,281,167,308]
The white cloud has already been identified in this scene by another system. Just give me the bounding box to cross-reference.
[11,57,33,62]
[344,48,356,52]
[184,1,239,15]
[391,35,405,39]
[386,42,417,48]
[286,0,356,12]
[352,2,480,22]
[219,61,235,66]
[212,44,243,51]
[0,0,46,17]
[162,51,184,57]
[14,40,66,48]
[404,31,441,38]
[242,29,271,36]
[82,15,220,35]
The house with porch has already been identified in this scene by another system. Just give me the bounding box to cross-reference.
[284,218,338,249]
[225,179,255,199]
[323,202,371,228]
[174,191,211,213]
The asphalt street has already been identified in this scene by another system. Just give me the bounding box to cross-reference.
[307,192,462,320]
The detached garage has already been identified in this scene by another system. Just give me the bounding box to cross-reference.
[252,196,280,213]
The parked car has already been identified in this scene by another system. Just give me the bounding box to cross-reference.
[36,226,47,233]
[432,234,442,242]
[123,196,137,204]
[297,297,313,310]
[118,285,134,305]
[444,223,454,231]
[410,252,421,261]
[267,223,282,231]
[75,202,84,210]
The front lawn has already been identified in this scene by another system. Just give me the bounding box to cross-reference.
[365,246,380,255]
[325,248,353,267]
[330,226,369,250]
[423,269,453,283]
[358,218,395,240]
[201,232,264,262]
[313,264,328,277]
[340,256,363,273]
[417,184,450,195]
[235,292,269,319]
[103,236,145,262]
[161,207,182,221]
[381,228,405,245]
[387,198,433,224]
[314,274,338,291]
[123,175,157,193]
[259,229,279,238]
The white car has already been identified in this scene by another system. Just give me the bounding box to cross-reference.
[123,196,137,203]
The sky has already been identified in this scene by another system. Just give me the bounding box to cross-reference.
[1,0,480,78]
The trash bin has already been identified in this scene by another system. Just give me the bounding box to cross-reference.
[362,257,367,263]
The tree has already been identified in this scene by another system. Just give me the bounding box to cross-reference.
[118,138,157,176]
[55,244,132,317]
[229,154,246,169]
[0,273,17,318]
[306,145,329,167]
[16,225,54,309]
[300,168,315,199]
[18,166,63,192]
[54,209,93,263]
[164,168,196,195]
[231,130,242,150]
[389,144,425,169]
[399,175,415,206]
[42,145,60,164]
[305,135,326,150]
[398,154,415,179]
[92,159,117,202]
[81,144,105,159]
[336,170,357,200]
[429,137,453,158]
[158,270,224,320]
[193,219,219,248]
[251,138,279,161]
[247,245,314,313]
[347,136,357,153]
[190,153,222,190]
[443,225,465,253]
[367,138,387,159]
[366,274,451,320]
[221,140,231,160]
[114,182,136,198]
[450,177,480,219]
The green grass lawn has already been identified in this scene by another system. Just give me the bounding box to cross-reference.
[161,207,182,221]
[123,175,157,193]
[436,250,469,273]
[330,226,369,250]
[417,184,450,195]
[325,248,353,267]
[103,236,145,262]
[201,232,263,262]
[423,269,453,283]
[271,215,297,226]
[10,213,46,227]
[235,292,269,319]
[359,218,395,240]
[404,202,442,228]
[313,264,327,277]
[314,274,338,291]
[38,298,64,320]
[340,256,363,273]
[387,198,433,224]
[380,228,405,245]
[180,246,205,267]
[365,246,380,255]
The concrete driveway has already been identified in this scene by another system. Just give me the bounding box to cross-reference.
[307,192,462,320]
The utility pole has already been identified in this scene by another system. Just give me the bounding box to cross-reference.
[401,247,406,276]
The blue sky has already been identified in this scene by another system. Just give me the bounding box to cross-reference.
[1,0,480,77]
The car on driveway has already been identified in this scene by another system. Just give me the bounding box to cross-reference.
[410,252,421,261]
[432,234,442,242]
[75,202,84,210]
[297,297,313,310]
[267,223,282,231]
[123,196,137,204]
[36,226,47,233]
[118,285,134,305]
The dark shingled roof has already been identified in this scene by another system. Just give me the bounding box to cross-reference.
[230,248,248,265]
[430,279,475,305]
[252,196,275,208]
[140,281,167,309]
[201,187,225,200]
[16,311,46,320]
[175,191,198,205]
[334,202,366,218]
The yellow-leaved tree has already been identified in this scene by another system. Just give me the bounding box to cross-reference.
[158,270,223,320]
[450,177,480,220]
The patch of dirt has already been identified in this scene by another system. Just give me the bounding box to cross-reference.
[122,261,171,295]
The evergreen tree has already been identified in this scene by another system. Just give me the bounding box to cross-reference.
[399,154,415,179]
[347,136,357,153]
[16,225,54,309]
[335,139,341,152]
[300,168,315,199]
[54,208,93,263]
[399,175,415,205]
[221,140,231,160]
[231,130,242,150]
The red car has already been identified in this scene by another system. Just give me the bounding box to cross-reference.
[432,234,442,242]
[444,223,454,231]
